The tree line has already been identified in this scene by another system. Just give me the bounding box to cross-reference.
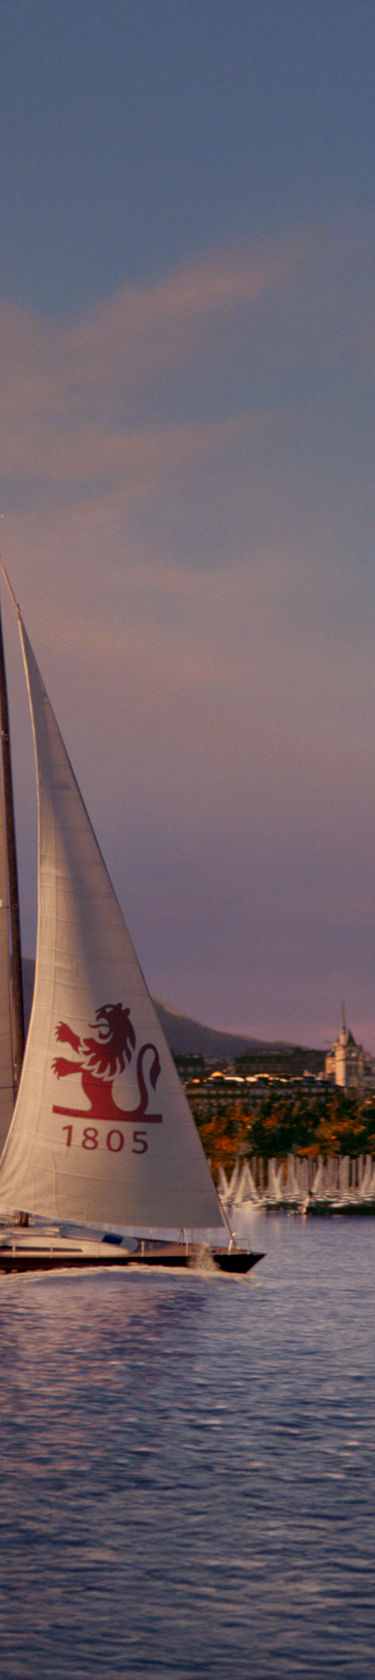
[185,1081,375,1180]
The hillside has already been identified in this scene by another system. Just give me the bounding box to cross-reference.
[21,959,323,1066]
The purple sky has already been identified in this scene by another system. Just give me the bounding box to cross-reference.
[1,1,375,1048]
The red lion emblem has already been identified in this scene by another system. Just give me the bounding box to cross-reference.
[52,1003,162,1123]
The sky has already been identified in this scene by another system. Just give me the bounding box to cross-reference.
[1,0,375,1048]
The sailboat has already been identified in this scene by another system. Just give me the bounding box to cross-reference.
[0,573,263,1275]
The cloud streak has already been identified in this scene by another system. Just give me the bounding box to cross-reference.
[1,212,369,484]
[1,208,375,1045]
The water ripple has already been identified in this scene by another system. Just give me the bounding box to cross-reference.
[0,1216,374,1676]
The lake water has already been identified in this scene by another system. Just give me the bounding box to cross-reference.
[0,1210,374,1679]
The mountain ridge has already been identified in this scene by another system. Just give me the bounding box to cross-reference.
[21,958,322,1062]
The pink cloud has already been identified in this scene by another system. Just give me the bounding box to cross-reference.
[0,225,316,487]
[0,209,373,513]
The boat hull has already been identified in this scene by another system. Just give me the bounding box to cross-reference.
[0,1242,264,1275]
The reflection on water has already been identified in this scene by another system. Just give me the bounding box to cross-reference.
[0,1215,374,1677]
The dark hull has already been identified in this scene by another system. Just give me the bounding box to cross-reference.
[212,1249,264,1273]
[0,1245,264,1276]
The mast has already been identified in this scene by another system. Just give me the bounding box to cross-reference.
[0,594,25,1091]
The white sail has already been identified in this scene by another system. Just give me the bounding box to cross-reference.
[0,619,224,1233]
[0,762,15,1151]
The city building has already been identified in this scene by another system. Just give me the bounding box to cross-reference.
[325,1007,375,1093]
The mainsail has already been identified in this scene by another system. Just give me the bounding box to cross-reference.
[0,598,23,1153]
[0,759,15,1150]
[0,614,224,1233]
